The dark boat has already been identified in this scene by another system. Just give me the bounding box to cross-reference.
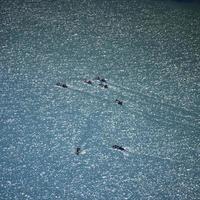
[112,145,126,151]
[56,82,68,88]
[115,99,123,105]
[75,147,81,155]
[84,80,92,85]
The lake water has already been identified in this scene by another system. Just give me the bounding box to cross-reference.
[0,0,200,199]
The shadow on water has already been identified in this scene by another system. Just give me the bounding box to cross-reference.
[173,0,198,3]
[167,0,200,5]
[155,0,200,7]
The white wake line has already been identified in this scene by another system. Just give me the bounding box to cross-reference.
[62,83,199,131]
[109,86,198,128]
[64,77,199,119]
[72,145,184,164]
[56,83,199,131]
[106,146,184,164]
[97,80,199,128]
[107,80,199,119]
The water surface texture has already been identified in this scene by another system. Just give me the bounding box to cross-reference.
[0,0,200,199]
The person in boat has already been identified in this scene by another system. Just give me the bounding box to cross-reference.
[99,83,108,89]
[75,147,81,155]
[56,82,68,88]
[95,76,101,81]
[101,78,107,83]
[84,80,92,85]
[95,76,107,83]
[112,145,126,151]
[115,99,123,105]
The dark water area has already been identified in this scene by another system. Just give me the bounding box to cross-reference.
[173,0,200,3]
[0,0,200,199]
[156,0,200,4]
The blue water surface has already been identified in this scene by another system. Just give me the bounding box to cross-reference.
[0,0,200,199]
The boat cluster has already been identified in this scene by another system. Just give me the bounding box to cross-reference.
[56,76,125,155]
[56,76,123,105]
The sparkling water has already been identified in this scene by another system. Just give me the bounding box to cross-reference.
[1,0,200,199]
